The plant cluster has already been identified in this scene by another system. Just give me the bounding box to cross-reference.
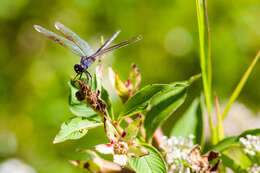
[34,0,260,172]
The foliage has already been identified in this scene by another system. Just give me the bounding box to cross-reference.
[32,6,259,171]
[13,0,260,173]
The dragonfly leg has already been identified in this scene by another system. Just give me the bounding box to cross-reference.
[79,73,83,80]
[72,73,79,81]
[85,71,92,82]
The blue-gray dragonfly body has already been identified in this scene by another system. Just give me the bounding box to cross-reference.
[34,22,141,79]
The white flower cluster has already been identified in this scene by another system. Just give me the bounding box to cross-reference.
[239,135,260,156]
[247,164,260,173]
[160,135,197,173]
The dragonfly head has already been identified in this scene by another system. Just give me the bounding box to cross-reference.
[74,64,86,74]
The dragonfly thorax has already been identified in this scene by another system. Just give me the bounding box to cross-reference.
[74,64,86,74]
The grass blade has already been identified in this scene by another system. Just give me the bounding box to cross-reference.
[215,94,224,142]
[222,51,260,119]
[195,0,212,115]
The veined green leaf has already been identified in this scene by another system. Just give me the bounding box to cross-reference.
[144,86,187,141]
[53,117,102,143]
[170,98,203,145]
[212,128,260,152]
[128,144,167,173]
[120,82,188,119]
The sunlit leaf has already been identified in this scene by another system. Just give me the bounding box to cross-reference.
[108,67,129,103]
[128,144,167,173]
[128,64,141,93]
[128,143,149,157]
[122,116,141,141]
[221,154,247,173]
[144,86,187,141]
[70,150,124,173]
[105,119,120,143]
[68,81,97,117]
[101,86,114,120]
[53,117,102,143]
[120,82,188,119]
[170,98,203,145]
[212,128,260,152]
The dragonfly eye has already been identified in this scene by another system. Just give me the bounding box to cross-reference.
[74,64,85,74]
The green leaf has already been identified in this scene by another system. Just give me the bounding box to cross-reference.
[53,117,102,143]
[222,51,260,119]
[144,86,187,141]
[221,154,247,173]
[101,86,114,120]
[170,98,203,145]
[128,64,141,93]
[128,144,167,173]
[120,82,187,119]
[212,128,260,152]
[90,74,98,91]
[123,117,141,141]
[105,119,120,142]
[115,72,129,103]
[68,81,97,117]
[70,150,103,173]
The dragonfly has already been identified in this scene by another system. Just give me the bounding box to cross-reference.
[34,22,142,80]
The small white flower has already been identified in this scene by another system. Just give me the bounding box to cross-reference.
[160,135,219,172]
[160,135,195,172]
[239,135,260,156]
[247,164,260,173]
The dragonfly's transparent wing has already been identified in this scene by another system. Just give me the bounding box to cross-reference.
[54,22,94,56]
[90,35,142,58]
[100,36,142,55]
[34,25,85,57]
[89,31,121,58]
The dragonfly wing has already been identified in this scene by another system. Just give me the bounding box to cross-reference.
[90,35,142,58]
[90,31,121,58]
[54,22,95,56]
[34,25,85,57]
[101,36,142,55]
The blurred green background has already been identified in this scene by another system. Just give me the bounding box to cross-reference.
[0,0,259,172]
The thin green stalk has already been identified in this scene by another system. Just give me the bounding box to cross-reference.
[196,0,216,143]
[204,0,212,101]
[195,0,212,116]
[222,51,260,119]
[215,94,225,142]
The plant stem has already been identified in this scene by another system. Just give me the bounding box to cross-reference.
[222,50,260,120]
[196,0,216,143]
